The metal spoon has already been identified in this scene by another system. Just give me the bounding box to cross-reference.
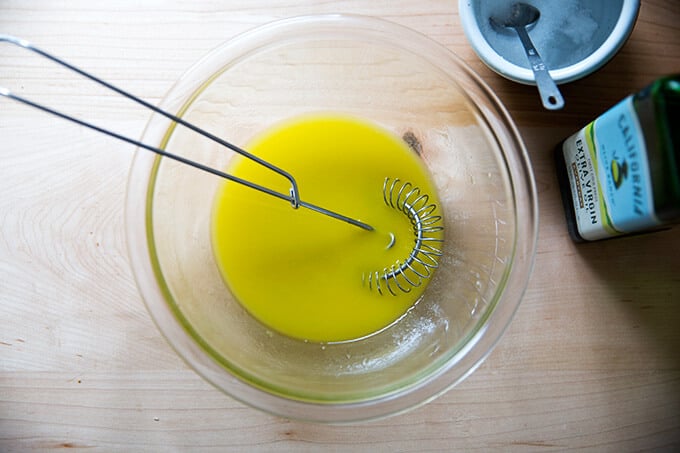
[490,3,565,110]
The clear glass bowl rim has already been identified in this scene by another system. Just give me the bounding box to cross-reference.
[125,13,539,423]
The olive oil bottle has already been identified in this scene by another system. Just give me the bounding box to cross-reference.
[555,75,680,241]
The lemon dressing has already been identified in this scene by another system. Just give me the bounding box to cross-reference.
[212,115,443,342]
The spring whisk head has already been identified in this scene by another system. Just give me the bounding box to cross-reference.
[364,177,444,296]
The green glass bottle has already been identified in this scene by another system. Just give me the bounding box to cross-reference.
[555,75,680,241]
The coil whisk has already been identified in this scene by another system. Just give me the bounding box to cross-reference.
[364,177,444,296]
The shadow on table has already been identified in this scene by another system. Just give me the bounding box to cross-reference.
[573,228,680,370]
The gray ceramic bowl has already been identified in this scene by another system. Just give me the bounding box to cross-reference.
[459,0,640,85]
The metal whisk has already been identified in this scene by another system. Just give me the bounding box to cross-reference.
[0,35,371,231]
[364,178,444,296]
[1,35,443,295]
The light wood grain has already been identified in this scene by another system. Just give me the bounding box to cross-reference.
[1,1,679,451]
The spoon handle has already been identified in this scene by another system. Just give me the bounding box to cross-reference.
[514,26,565,110]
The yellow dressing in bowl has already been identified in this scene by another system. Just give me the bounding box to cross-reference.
[212,115,443,342]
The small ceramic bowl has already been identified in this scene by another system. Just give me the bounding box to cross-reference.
[459,0,641,85]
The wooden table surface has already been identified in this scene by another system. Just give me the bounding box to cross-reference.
[1,1,679,451]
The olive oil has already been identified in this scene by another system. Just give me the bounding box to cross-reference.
[212,115,443,342]
[555,75,680,241]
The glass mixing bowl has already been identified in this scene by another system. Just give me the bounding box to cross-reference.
[125,14,538,423]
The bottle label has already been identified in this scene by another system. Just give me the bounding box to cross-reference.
[561,96,659,240]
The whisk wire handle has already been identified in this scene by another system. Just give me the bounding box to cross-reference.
[0,35,300,207]
[0,34,374,231]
